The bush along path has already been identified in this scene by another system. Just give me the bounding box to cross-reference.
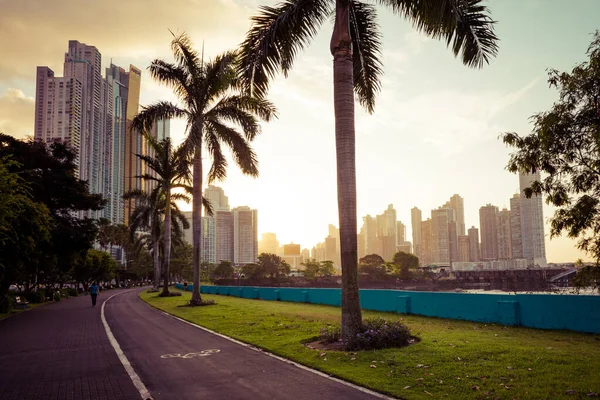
[141,289,600,400]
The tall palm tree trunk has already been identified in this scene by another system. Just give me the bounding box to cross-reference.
[161,191,172,296]
[331,0,362,343]
[152,241,160,290]
[190,145,204,305]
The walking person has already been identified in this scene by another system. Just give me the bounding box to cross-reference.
[90,282,99,307]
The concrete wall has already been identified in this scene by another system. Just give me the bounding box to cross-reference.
[173,284,600,334]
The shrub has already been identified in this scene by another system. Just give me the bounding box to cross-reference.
[0,296,14,314]
[319,318,414,351]
[53,292,62,302]
[65,288,78,297]
[21,291,45,304]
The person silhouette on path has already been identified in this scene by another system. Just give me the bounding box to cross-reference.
[90,282,99,307]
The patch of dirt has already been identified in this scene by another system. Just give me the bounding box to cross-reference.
[304,340,345,351]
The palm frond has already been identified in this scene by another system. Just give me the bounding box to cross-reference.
[206,95,278,139]
[205,130,228,183]
[350,1,383,113]
[170,32,202,82]
[132,101,187,135]
[238,0,332,98]
[203,51,239,106]
[206,120,259,178]
[203,197,214,217]
[148,59,192,103]
[379,0,498,68]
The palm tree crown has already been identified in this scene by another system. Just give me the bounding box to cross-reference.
[239,0,498,110]
[132,33,277,304]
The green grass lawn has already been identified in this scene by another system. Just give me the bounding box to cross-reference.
[141,290,600,400]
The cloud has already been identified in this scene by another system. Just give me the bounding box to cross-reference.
[0,89,34,138]
[0,0,252,84]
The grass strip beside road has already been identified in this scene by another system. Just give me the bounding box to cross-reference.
[141,290,600,400]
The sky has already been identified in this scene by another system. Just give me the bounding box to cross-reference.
[1,0,599,262]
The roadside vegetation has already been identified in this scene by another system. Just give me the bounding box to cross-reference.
[142,290,600,400]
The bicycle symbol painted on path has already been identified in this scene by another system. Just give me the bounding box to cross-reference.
[161,349,220,359]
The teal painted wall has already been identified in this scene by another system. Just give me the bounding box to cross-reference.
[172,284,600,334]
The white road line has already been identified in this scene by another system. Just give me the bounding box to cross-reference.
[102,291,152,400]
[140,294,395,400]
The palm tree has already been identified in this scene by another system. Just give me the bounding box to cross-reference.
[238,0,498,341]
[125,187,191,291]
[132,33,277,305]
[131,136,191,296]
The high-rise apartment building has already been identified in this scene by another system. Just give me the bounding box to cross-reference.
[35,42,147,225]
[448,194,466,236]
[182,211,216,264]
[411,207,422,263]
[510,194,523,259]
[205,185,230,212]
[396,221,406,244]
[479,204,499,260]
[519,172,547,267]
[360,215,377,256]
[420,219,433,266]
[497,208,512,259]
[215,211,234,262]
[467,226,480,262]
[34,67,83,175]
[233,206,258,264]
[258,232,279,255]
[458,235,470,262]
[431,208,451,266]
[123,65,142,224]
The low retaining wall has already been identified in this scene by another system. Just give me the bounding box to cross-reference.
[174,284,600,334]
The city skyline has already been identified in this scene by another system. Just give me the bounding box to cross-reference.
[2,0,599,262]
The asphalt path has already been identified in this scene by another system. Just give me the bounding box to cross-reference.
[105,288,385,400]
[0,290,140,400]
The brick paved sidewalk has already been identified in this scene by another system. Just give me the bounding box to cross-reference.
[0,291,140,400]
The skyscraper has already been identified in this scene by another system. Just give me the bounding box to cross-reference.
[123,65,142,225]
[34,67,83,175]
[509,194,523,259]
[458,235,470,262]
[448,194,466,236]
[360,215,377,256]
[233,206,258,264]
[204,185,230,212]
[396,221,406,244]
[258,233,279,255]
[479,204,499,260]
[420,219,433,266]
[182,211,216,263]
[411,207,422,262]
[468,226,480,262]
[519,172,547,267]
[496,208,512,260]
[431,208,450,266]
[63,40,103,196]
[215,211,234,262]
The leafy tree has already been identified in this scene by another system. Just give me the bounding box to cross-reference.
[0,157,51,311]
[241,262,264,280]
[392,251,419,279]
[132,33,276,305]
[302,259,335,279]
[0,134,104,293]
[502,31,600,286]
[239,0,498,341]
[258,253,291,279]
[212,260,234,280]
[358,254,386,279]
[71,249,117,290]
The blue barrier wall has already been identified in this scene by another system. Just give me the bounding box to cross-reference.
[172,284,600,334]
